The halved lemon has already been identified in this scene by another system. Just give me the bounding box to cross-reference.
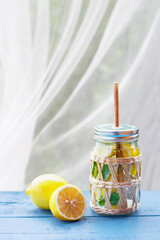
[49,184,87,221]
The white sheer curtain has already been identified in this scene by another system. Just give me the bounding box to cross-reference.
[0,0,159,190]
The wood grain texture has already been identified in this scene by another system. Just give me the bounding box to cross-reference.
[0,191,160,239]
[0,217,160,240]
[0,191,159,217]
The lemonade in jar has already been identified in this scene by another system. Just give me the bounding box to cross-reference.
[89,83,142,215]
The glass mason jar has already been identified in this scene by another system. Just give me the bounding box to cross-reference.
[90,124,141,215]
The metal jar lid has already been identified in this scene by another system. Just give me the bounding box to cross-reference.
[94,124,139,142]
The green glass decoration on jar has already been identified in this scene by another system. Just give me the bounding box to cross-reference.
[89,83,142,215]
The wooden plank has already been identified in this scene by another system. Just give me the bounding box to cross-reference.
[0,216,160,239]
[0,191,160,217]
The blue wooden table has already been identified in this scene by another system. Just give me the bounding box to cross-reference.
[0,191,160,239]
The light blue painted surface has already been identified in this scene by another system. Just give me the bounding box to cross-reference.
[0,191,160,239]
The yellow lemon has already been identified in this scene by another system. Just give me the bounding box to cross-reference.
[49,184,86,221]
[94,144,108,156]
[120,143,140,157]
[25,174,67,209]
[130,164,137,178]
[95,188,104,202]
[120,143,140,179]
[94,143,116,157]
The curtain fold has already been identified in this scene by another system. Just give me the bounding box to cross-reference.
[0,0,159,190]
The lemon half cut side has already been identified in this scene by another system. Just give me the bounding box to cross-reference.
[49,184,87,221]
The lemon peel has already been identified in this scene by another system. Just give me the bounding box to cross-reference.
[25,174,67,209]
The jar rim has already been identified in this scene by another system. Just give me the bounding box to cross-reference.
[94,124,139,142]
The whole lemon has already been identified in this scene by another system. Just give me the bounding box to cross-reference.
[25,174,67,209]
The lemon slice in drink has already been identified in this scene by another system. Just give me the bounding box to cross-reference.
[49,184,87,221]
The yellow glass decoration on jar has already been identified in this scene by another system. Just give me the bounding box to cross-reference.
[90,124,141,215]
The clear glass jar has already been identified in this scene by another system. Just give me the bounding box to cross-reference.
[90,124,141,215]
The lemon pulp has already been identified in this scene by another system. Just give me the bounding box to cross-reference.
[49,184,86,221]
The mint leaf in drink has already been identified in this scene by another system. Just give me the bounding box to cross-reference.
[99,198,106,206]
[92,162,98,178]
[110,192,120,206]
[102,164,110,181]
